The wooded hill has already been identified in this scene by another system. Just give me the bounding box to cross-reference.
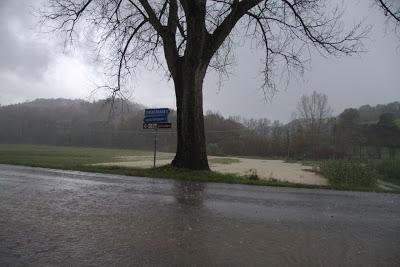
[0,98,399,159]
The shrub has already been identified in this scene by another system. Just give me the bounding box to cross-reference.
[247,169,259,180]
[319,160,378,190]
[372,159,400,183]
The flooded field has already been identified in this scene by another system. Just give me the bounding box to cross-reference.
[94,154,328,186]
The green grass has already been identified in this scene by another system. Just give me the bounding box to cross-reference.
[319,160,378,190]
[0,143,330,190]
[208,157,241,165]
[0,143,151,169]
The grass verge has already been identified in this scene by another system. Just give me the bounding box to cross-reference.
[80,164,326,188]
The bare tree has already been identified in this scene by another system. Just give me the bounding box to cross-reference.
[41,0,366,169]
[297,91,332,158]
[374,0,400,36]
[375,0,400,23]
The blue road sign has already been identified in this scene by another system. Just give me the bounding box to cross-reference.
[143,108,171,129]
[144,116,168,123]
[145,108,170,117]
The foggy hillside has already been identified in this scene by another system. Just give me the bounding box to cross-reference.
[0,99,399,159]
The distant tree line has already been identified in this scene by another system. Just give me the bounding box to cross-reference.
[0,97,399,160]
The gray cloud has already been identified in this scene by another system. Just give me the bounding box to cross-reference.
[0,0,52,81]
[0,0,399,123]
[0,0,102,105]
[0,25,51,80]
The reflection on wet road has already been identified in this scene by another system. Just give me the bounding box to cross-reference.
[0,164,399,266]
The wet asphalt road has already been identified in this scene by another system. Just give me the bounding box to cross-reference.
[0,164,399,266]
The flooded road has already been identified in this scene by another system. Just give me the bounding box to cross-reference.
[0,164,399,266]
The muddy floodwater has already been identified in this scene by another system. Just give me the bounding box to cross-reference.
[0,164,399,266]
[95,155,328,185]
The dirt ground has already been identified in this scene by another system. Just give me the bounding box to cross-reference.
[95,155,328,186]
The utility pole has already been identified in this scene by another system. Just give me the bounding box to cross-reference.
[153,127,158,168]
[286,127,290,159]
[332,118,337,160]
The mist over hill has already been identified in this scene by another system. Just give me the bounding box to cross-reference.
[0,98,399,159]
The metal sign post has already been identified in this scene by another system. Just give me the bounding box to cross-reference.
[143,108,172,168]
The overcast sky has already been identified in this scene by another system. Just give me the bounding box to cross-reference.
[0,0,399,122]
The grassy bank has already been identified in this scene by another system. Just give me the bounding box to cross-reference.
[371,159,400,186]
[0,143,327,190]
[319,160,378,191]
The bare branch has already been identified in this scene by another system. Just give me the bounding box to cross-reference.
[208,0,263,58]
[41,0,368,98]
[376,0,400,23]
[117,20,148,92]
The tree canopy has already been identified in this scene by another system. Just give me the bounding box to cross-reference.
[41,0,367,96]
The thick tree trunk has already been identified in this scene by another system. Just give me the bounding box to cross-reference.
[171,63,209,170]
[165,3,211,170]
